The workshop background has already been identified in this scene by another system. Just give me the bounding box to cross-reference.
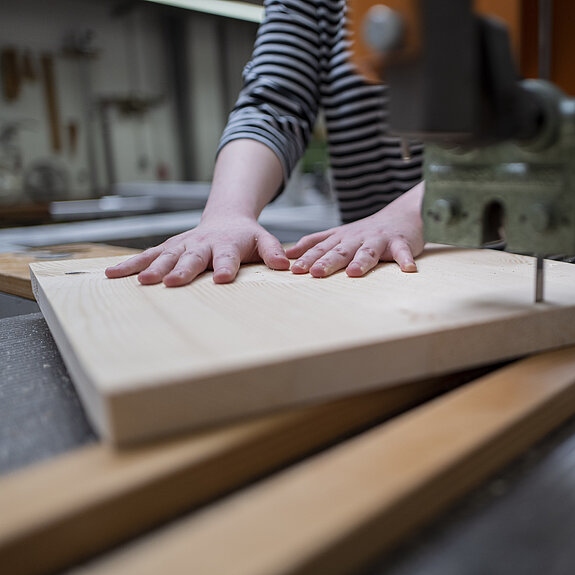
[4,2,575,575]
[0,0,336,249]
[0,0,260,205]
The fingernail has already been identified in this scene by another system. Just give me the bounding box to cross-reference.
[403,262,417,272]
[310,262,329,277]
[347,263,364,275]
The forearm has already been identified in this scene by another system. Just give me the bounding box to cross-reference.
[202,139,284,221]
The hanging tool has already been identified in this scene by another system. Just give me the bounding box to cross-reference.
[61,29,101,196]
[1,48,21,102]
[41,54,62,153]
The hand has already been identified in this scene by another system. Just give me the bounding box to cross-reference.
[105,216,290,286]
[286,183,425,278]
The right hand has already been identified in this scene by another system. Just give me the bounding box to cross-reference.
[105,216,290,286]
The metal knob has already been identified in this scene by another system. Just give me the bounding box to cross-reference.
[429,198,459,224]
[364,5,405,53]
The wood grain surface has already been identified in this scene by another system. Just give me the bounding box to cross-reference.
[68,345,575,575]
[29,245,575,444]
[0,243,139,299]
[0,372,469,575]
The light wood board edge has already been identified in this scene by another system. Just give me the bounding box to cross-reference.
[69,345,575,575]
[30,265,110,437]
[0,368,476,575]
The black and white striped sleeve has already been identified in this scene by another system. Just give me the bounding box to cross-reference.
[218,0,322,183]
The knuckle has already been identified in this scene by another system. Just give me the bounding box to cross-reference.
[360,246,378,260]
[183,250,206,263]
[313,245,328,257]
[140,250,160,263]
[332,245,350,258]
[390,232,407,242]
[391,237,409,251]
[161,248,182,258]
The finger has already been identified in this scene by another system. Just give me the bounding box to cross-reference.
[137,248,185,285]
[285,230,332,259]
[256,233,290,270]
[211,247,242,284]
[163,246,212,287]
[290,237,340,274]
[105,247,163,278]
[346,243,383,277]
[308,239,363,278]
[389,238,418,272]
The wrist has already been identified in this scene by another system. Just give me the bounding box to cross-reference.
[203,139,283,221]
[201,199,260,223]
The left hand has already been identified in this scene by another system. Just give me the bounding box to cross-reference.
[286,182,425,278]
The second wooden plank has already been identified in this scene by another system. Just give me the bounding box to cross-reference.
[0,371,470,575]
[0,243,139,299]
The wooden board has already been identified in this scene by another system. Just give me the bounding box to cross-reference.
[30,246,575,445]
[0,371,472,575]
[67,345,575,575]
[0,243,139,299]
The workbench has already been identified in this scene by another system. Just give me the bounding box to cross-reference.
[3,281,575,575]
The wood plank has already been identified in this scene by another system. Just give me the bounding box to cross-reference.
[29,246,575,445]
[0,243,139,299]
[0,372,472,575]
[70,345,575,575]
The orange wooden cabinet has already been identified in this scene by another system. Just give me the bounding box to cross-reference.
[519,0,575,95]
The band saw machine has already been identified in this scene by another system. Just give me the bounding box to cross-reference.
[349,0,575,302]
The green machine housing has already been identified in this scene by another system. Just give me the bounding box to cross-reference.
[422,81,575,257]
[364,0,575,258]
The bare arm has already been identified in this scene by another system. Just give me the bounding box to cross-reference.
[202,138,283,221]
[105,139,290,286]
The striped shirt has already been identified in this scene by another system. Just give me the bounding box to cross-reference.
[219,0,423,224]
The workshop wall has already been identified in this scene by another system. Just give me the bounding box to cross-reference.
[0,0,258,206]
[186,12,258,182]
